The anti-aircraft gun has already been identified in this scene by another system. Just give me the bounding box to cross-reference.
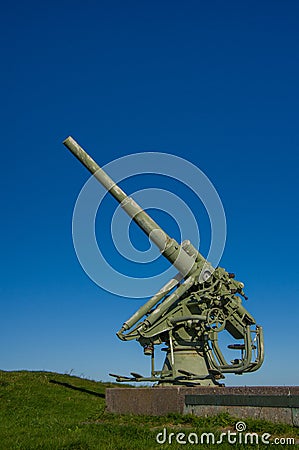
[64,136,264,386]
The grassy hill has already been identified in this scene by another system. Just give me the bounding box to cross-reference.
[0,370,298,449]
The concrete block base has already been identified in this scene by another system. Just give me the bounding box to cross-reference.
[106,386,299,426]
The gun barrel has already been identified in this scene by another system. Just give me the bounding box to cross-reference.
[63,136,197,276]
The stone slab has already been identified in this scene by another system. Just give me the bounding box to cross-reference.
[106,386,185,415]
[106,386,299,426]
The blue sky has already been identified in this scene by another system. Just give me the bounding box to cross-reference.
[1,0,299,385]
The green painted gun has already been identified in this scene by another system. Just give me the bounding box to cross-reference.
[64,136,264,386]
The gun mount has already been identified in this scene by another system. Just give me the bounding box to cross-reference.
[64,136,264,386]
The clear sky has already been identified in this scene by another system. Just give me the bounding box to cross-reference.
[1,0,298,386]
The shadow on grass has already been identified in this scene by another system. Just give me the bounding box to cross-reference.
[49,379,105,398]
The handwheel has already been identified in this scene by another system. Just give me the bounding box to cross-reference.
[207,308,226,331]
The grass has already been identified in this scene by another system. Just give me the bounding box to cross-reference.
[0,370,298,449]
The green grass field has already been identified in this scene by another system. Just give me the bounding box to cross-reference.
[0,370,298,449]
